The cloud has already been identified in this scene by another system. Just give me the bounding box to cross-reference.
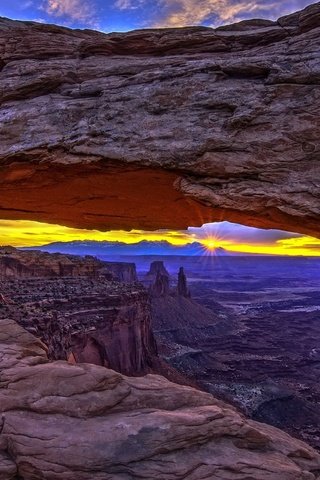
[114,0,146,11]
[153,0,312,28]
[114,0,135,10]
[22,0,35,9]
[41,0,98,27]
[155,0,256,27]
[188,221,301,245]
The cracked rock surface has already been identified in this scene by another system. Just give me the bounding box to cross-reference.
[1,317,320,479]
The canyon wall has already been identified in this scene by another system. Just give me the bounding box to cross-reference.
[0,247,110,279]
[0,248,157,375]
[0,247,139,282]
[0,4,320,236]
[65,281,157,375]
[0,276,157,376]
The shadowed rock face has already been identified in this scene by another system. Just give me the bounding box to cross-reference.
[101,261,138,283]
[1,317,320,480]
[147,261,170,278]
[177,266,190,298]
[0,276,158,376]
[1,3,320,236]
[150,271,170,297]
[147,261,171,297]
[1,4,320,478]
[65,282,157,375]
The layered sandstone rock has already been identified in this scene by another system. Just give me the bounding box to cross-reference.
[0,5,320,478]
[147,261,170,279]
[148,263,190,298]
[1,317,320,480]
[0,247,139,283]
[102,261,138,283]
[0,4,320,236]
[65,281,157,375]
[0,246,111,279]
[147,261,171,297]
[0,276,157,375]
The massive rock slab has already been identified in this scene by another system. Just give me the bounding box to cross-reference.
[0,4,320,236]
[1,317,320,479]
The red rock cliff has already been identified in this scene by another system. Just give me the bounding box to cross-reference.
[0,275,157,376]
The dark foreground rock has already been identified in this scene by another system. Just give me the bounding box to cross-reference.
[1,317,320,480]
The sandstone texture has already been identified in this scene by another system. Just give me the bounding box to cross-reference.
[0,246,139,283]
[0,246,112,279]
[0,4,320,235]
[0,277,157,377]
[1,317,320,480]
[0,248,157,376]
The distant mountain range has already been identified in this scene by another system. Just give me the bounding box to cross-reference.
[22,240,244,257]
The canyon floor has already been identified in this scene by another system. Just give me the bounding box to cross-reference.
[100,254,320,450]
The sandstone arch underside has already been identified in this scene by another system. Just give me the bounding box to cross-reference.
[0,3,320,236]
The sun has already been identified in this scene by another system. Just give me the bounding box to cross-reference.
[202,238,217,251]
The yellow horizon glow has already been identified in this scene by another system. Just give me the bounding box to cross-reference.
[0,219,320,256]
[0,220,193,247]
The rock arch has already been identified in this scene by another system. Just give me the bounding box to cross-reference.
[0,3,319,236]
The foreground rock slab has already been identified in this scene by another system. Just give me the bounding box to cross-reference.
[0,318,320,479]
[1,3,320,235]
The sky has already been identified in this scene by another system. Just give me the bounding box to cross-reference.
[0,0,314,31]
[0,220,320,256]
